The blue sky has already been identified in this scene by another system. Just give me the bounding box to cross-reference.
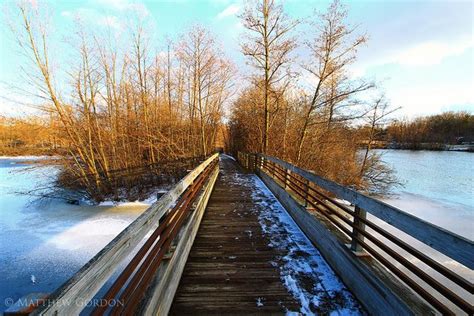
[0,0,473,118]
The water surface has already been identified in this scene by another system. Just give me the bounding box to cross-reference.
[0,158,148,312]
[375,149,473,239]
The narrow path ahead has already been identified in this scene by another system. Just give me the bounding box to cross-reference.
[169,155,362,315]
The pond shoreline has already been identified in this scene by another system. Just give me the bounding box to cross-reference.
[361,143,474,152]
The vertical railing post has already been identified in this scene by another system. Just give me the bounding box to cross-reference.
[351,206,367,253]
[304,178,309,207]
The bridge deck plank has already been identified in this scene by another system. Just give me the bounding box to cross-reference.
[169,157,300,314]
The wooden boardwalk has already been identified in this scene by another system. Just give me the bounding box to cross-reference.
[22,153,469,315]
[21,154,361,316]
[169,156,301,314]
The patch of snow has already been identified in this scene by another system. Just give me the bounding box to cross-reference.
[250,175,362,315]
[97,189,165,207]
[98,200,152,207]
[256,297,264,307]
[221,153,236,161]
[228,256,237,259]
[0,155,59,160]
[334,198,352,206]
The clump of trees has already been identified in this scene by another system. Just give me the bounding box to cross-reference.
[11,4,233,202]
[0,115,61,155]
[229,0,395,193]
[386,112,474,147]
[9,0,403,199]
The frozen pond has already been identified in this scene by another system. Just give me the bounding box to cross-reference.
[0,157,148,313]
[375,149,473,240]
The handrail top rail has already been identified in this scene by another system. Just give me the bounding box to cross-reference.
[247,152,473,269]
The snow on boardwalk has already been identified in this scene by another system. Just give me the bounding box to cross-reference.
[170,155,363,315]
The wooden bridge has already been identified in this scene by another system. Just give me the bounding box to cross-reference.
[12,153,472,315]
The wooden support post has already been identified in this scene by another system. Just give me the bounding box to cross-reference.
[284,168,289,189]
[351,206,367,254]
[304,179,309,207]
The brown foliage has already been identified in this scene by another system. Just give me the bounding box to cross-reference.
[12,4,233,201]
[386,112,474,146]
[0,115,61,155]
[229,0,396,194]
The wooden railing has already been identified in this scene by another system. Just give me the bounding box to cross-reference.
[238,152,473,315]
[32,153,220,316]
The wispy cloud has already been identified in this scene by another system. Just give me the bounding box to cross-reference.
[388,83,474,117]
[389,39,473,66]
[60,0,150,27]
[217,4,240,19]
[60,8,123,31]
[94,0,150,16]
[351,37,473,77]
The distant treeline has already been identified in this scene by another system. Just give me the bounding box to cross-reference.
[385,112,474,146]
[0,116,62,156]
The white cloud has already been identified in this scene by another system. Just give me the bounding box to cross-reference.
[95,0,130,10]
[353,37,474,76]
[94,0,150,16]
[217,4,240,19]
[59,8,96,22]
[59,8,127,30]
[0,83,39,117]
[390,39,473,66]
[388,83,474,118]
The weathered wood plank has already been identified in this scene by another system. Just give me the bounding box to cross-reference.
[169,157,301,314]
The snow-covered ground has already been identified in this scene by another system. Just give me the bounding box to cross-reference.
[251,177,362,315]
[0,157,149,313]
[221,153,236,161]
[226,168,362,315]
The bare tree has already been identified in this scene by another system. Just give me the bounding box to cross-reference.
[359,95,400,194]
[240,0,298,154]
[10,3,233,202]
[177,26,234,156]
[295,0,372,163]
